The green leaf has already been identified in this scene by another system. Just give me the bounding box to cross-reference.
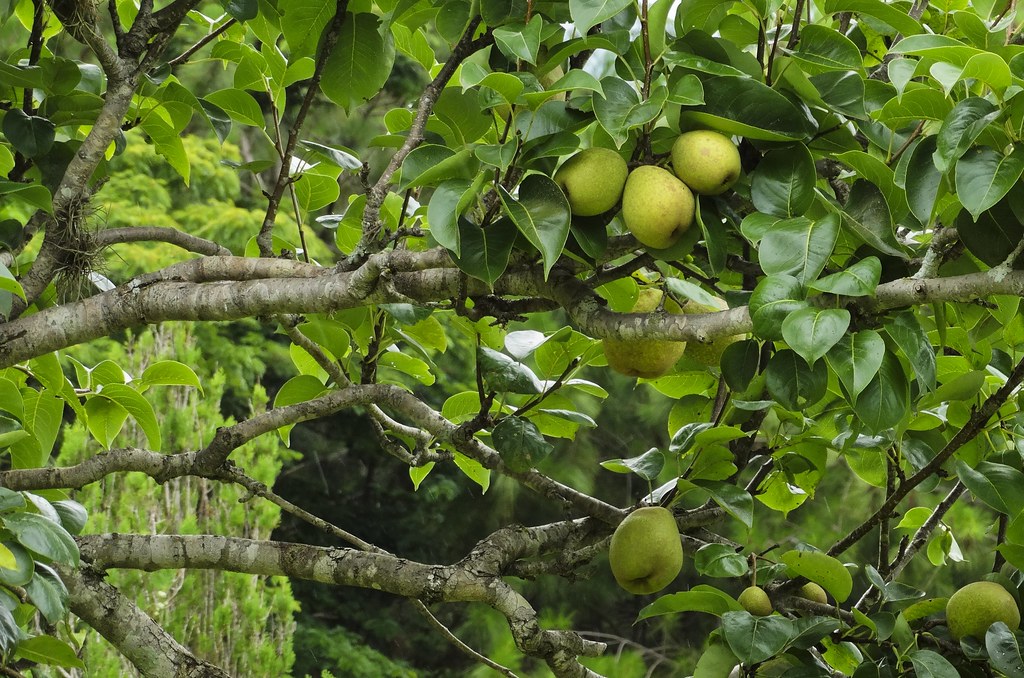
[18,389,63,468]
[450,217,517,286]
[427,178,478,257]
[836,151,909,221]
[693,641,739,678]
[957,182,1024,267]
[0,181,52,214]
[792,24,864,73]
[0,542,33,587]
[299,140,361,170]
[600,447,664,480]
[0,262,25,301]
[680,76,814,141]
[24,562,68,624]
[906,136,943,224]
[826,330,885,402]
[202,89,265,127]
[721,339,761,392]
[15,635,85,669]
[223,0,259,21]
[759,213,840,284]
[669,422,714,455]
[399,145,478,190]
[498,174,570,279]
[765,349,828,410]
[822,0,924,36]
[781,550,853,602]
[0,605,18,657]
[749,274,808,341]
[477,347,544,395]
[492,416,553,472]
[956,146,1024,221]
[138,360,202,392]
[273,375,327,445]
[884,311,936,392]
[280,0,336,58]
[594,77,668,146]
[453,451,491,492]
[987,622,1024,678]
[1,109,55,158]
[52,500,87,535]
[569,0,631,33]
[321,13,395,112]
[956,461,1024,517]
[94,384,161,452]
[934,97,999,173]
[809,257,881,296]
[852,352,909,434]
[721,611,797,664]
[696,480,753,528]
[294,171,341,212]
[909,649,959,678]
[637,584,743,620]
[693,542,749,577]
[782,308,851,366]
[749,145,816,218]
[3,513,78,565]
[493,15,542,64]
[409,462,434,490]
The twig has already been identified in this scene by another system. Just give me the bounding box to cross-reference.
[412,601,521,678]
[166,17,237,67]
[786,0,805,48]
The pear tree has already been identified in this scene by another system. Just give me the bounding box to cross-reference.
[6,1,1024,677]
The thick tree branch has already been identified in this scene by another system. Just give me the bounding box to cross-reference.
[61,565,231,678]
[94,227,232,256]
[77,534,605,677]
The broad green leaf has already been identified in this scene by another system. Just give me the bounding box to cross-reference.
[1,109,55,158]
[294,171,341,212]
[3,513,78,565]
[721,611,798,664]
[427,178,477,256]
[809,257,881,296]
[693,641,739,678]
[680,76,813,141]
[600,447,664,480]
[956,461,1024,517]
[909,649,959,678]
[321,13,396,112]
[83,400,125,452]
[492,416,552,472]
[749,274,808,341]
[450,217,517,286]
[569,0,632,33]
[24,562,68,624]
[826,331,885,401]
[478,347,544,394]
[765,349,828,410]
[852,352,909,434]
[877,87,953,128]
[493,15,542,64]
[202,89,264,127]
[884,311,936,392]
[15,635,85,669]
[781,550,853,602]
[835,150,908,219]
[842,181,907,258]
[987,622,1024,678]
[0,262,25,301]
[934,97,1000,172]
[669,422,714,455]
[453,451,490,492]
[409,462,434,490]
[721,340,761,392]
[399,145,478,190]
[52,500,87,535]
[0,606,18,656]
[299,140,361,170]
[138,360,202,392]
[759,213,840,283]
[696,480,753,528]
[594,77,667,146]
[498,174,570,279]
[637,584,743,620]
[94,384,161,452]
[693,543,750,577]
[955,146,1024,221]
[822,0,923,36]
[18,389,63,467]
[378,351,434,386]
[906,136,943,224]
[0,542,33,587]
[792,25,864,73]
[749,145,816,218]
[281,0,337,58]
[782,308,851,366]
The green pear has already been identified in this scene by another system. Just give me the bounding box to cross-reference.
[797,582,828,605]
[946,581,1021,640]
[671,130,741,195]
[602,288,686,379]
[621,165,695,250]
[681,297,743,368]
[738,585,773,616]
[608,506,683,595]
[553,148,628,216]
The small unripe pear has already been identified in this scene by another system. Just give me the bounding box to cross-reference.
[681,298,743,368]
[608,506,683,595]
[602,288,686,379]
[553,148,628,216]
[738,585,773,616]
[621,165,695,250]
[671,130,741,195]
[798,582,828,605]
[946,581,1021,640]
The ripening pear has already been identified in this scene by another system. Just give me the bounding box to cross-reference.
[946,581,1021,640]
[681,297,743,368]
[621,165,695,250]
[553,148,628,216]
[608,506,683,595]
[738,585,773,616]
[671,130,741,195]
[602,288,686,379]
[798,582,828,605]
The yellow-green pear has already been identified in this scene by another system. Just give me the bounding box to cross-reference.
[798,582,828,605]
[738,585,773,616]
[681,297,743,368]
[608,506,683,595]
[553,148,628,216]
[671,130,741,195]
[602,288,686,379]
[621,165,695,249]
[946,581,1021,640]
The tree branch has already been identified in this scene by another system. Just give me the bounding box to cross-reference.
[94,227,232,256]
